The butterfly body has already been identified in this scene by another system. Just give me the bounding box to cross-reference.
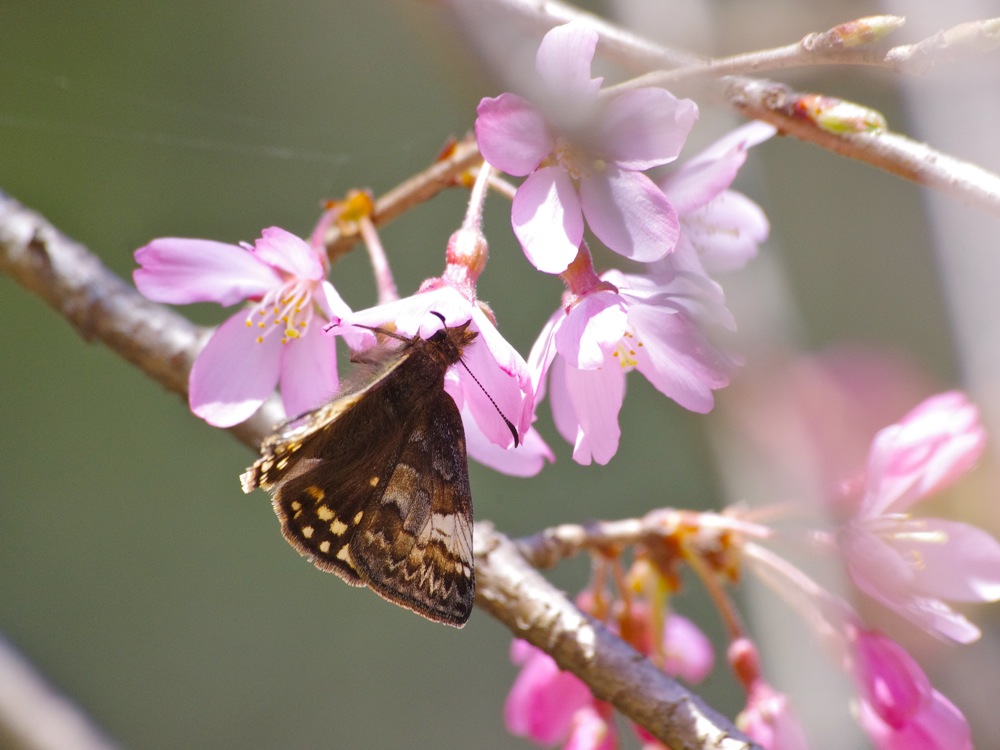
[241,322,478,627]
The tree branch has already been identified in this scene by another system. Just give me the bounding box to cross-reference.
[0,190,761,749]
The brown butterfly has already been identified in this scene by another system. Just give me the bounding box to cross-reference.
[241,316,484,627]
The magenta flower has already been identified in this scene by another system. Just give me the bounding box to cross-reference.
[529,268,736,465]
[837,391,1000,642]
[134,227,349,427]
[849,628,972,750]
[325,286,536,464]
[661,613,715,684]
[656,121,774,275]
[475,20,698,274]
[505,640,615,750]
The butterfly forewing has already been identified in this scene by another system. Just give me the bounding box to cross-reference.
[241,322,478,627]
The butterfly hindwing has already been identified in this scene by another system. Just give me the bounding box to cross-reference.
[352,389,474,626]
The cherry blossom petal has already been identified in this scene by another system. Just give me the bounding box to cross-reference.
[534,20,602,104]
[189,312,282,427]
[860,690,973,750]
[278,321,339,420]
[512,166,584,273]
[464,410,553,477]
[851,629,931,727]
[681,191,770,273]
[476,93,553,176]
[527,310,561,403]
[504,643,593,744]
[579,168,678,262]
[600,88,698,170]
[888,519,1000,602]
[134,238,281,305]
[660,121,776,214]
[551,358,625,465]
[840,525,982,643]
[629,304,733,413]
[862,391,984,517]
[555,292,628,370]
[252,226,324,281]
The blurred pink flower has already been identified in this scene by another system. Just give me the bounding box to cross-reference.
[475,20,697,273]
[661,613,715,684]
[529,267,735,464]
[134,227,349,427]
[505,640,615,750]
[837,391,1000,642]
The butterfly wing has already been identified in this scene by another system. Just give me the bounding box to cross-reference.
[351,389,474,626]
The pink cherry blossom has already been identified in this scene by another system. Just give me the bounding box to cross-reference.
[656,121,774,275]
[325,286,539,471]
[529,267,736,465]
[475,20,697,274]
[134,227,349,427]
[837,391,1000,642]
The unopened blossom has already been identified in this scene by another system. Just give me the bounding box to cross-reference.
[849,626,972,750]
[656,121,774,275]
[837,391,1000,642]
[134,227,350,427]
[476,20,697,274]
[529,263,736,465]
[325,285,537,469]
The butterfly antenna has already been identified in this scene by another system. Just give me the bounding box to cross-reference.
[458,359,519,448]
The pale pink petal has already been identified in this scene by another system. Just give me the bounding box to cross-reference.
[600,88,698,170]
[534,20,602,103]
[579,168,678,262]
[512,167,584,273]
[660,121,775,213]
[555,292,628,370]
[504,644,593,744]
[476,93,553,176]
[552,358,625,465]
[840,525,982,643]
[252,227,324,280]
[134,238,281,305]
[629,305,734,413]
[278,321,339,420]
[527,310,562,403]
[465,412,553,477]
[681,191,770,274]
[888,519,1000,602]
[189,312,281,427]
[862,392,984,517]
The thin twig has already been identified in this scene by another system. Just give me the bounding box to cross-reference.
[0,190,760,750]
[321,136,483,262]
[0,634,122,750]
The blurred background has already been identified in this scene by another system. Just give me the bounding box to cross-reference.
[2,1,999,748]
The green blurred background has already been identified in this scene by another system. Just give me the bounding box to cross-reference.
[3,1,998,749]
